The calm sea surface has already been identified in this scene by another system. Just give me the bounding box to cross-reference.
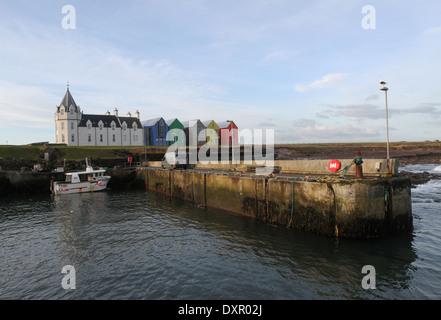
[1,164,441,300]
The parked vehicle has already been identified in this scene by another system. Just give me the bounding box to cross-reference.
[161,151,187,169]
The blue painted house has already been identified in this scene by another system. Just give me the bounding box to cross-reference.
[143,117,168,146]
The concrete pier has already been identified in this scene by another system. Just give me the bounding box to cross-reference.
[134,160,412,239]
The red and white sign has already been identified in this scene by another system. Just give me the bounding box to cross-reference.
[128,157,133,163]
[328,159,341,172]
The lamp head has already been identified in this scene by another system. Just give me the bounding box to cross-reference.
[380,86,389,91]
[379,80,387,85]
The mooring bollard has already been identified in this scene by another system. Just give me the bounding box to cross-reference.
[355,148,363,178]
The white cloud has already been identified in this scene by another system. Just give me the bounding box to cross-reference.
[295,73,349,92]
[365,94,380,101]
[0,81,57,129]
[294,124,379,141]
[421,26,441,36]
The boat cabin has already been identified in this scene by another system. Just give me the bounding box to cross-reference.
[65,169,107,183]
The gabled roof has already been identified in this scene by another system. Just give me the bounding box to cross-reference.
[202,120,216,127]
[217,121,233,129]
[142,117,163,127]
[165,118,179,126]
[78,114,120,128]
[119,116,143,128]
[182,119,203,128]
[78,114,142,128]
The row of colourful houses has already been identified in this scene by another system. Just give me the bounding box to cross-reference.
[142,118,239,147]
[54,86,239,147]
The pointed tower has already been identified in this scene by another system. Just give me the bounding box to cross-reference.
[55,83,81,145]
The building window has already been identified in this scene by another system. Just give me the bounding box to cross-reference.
[133,124,137,132]
[61,122,64,130]
[62,134,65,143]
[123,124,127,131]
[158,120,165,136]
[71,122,74,130]
[71,134,75,143]
[112,123,115,131]
[112,134,115,142]
[88,134,91,142]
[100,134,103,142]
[61,109,64,116]
[123,135,127,142]
[88,123,91,130]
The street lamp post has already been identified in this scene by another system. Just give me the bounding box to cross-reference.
[379,80,390,174]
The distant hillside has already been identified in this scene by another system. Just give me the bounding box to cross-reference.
[1,141,440,164]
[275,141,441,164]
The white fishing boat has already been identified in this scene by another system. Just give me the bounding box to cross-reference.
[51,159,111,195]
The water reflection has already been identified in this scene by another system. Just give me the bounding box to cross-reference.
[0,188,428,299]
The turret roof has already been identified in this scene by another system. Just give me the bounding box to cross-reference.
[59,88,78,111]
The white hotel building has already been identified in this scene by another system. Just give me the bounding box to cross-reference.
[55,88,144,146]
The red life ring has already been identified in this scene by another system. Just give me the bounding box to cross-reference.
[328,160,341,172]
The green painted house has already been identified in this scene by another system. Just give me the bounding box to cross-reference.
[165,118,185,147]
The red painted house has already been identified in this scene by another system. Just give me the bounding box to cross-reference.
[218,121,238,146]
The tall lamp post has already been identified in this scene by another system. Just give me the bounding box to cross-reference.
[379,80,390,174]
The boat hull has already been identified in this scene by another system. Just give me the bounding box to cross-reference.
[52,178,111,195]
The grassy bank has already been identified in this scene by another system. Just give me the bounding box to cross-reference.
[1,141,440,162]
[0,145,167,161]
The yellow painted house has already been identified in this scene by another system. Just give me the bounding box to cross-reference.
[202,120,219,146]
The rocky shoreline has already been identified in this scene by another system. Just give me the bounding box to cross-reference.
[399,169,441,187]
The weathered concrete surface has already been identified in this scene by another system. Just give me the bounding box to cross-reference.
[389,177,413,233]
[330,177,413,238]
[135,168,412,238]
[188,158,398,175]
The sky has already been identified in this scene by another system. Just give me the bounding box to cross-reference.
[0,0,440,145]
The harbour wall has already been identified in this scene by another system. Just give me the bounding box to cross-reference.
[135,166,412,239]
[0,171,65,196]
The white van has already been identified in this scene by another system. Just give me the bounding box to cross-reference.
[161,151,187,169]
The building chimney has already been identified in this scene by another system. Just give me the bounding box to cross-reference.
[127,112,131,117]
[114,108,118,117]
[135,110,140,119]
[105,110,110,115]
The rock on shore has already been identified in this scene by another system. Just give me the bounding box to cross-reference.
[399,170,440,187]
